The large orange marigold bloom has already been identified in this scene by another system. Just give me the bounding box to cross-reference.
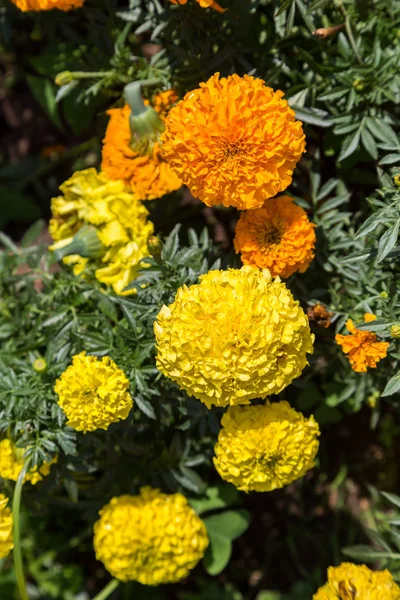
[161,73,306,210]
[234,195,316,278]
[10,0,84,10]
[169,0,226,12]
[336,313,389,373]
[102,91,182,201]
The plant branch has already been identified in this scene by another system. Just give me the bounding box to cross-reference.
[92,579,120,600]
[12,455,32,600]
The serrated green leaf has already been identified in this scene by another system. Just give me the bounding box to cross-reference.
[382,373,400,397]
[377,221,400,262]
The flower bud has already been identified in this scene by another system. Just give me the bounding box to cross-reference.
[147,235,163,257]
[390,324,400,339]
[123,82,164,154]
[33,358,47,373]
[55,71,74,86]
[394,174,400,188]
[53,226,106,261]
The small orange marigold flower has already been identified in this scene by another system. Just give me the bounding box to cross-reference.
[10,0,84,11]
[234,195,316,278]
[161,73,306,210]
[335,313,389,373]
[102,92,182,201]
[169,0,226,12]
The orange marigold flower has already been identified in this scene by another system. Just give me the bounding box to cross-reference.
[169,0,226,12]
[10,0,84,10]
[234,195,315,278]
[161,73,306,210]
[102,92,182,201]
[335,313,389,373]
[307,304,333,328]
[146,90,179,119]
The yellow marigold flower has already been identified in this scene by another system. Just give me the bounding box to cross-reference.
[213,401,319,492]
[93,487,208,584]
[154,266,314,408]
[10,0,85,11]
[101,92,182,201]
[161,73,305,210]
[335,313,389,373]
[0,439,55,485]
[234,196,316,278]
[169,0,226,13]
[49,169,153,295]
[313,563,400,599]
[54,352,132,432]
[0,494,13,559]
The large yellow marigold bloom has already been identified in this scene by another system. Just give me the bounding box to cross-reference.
[213,402,319,492]
[49,168,153,295]
[101,91,182,201]
[169,0,226,12]
[0,494,13,559]
[54,352,132,432]
[0,439,55,485]
[234,195,316,278]
[154,266,314,408]
[93,487,208,584]
[336,313,389,373]
[161,73,305,210]
[10,0,84,11]
[313,563,400,599]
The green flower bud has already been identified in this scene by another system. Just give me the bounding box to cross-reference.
[147,236,163,257]
[390,324,400,339]
[55,71,74,86]
[124,82,164,154]
[33,358,47,374]
[53,226,106,261]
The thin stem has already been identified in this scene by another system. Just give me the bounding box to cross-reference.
[92,579,120,600]
[335,0,363,64]
[12,455,32,600]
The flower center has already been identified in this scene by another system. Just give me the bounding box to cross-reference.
[258,224,281,247]
[338,581,357,599]
[223,141,244,160]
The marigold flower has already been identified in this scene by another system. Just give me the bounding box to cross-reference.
[336,313,389,373]
[307,304,333,329]
[93,487,208,584]
[102,91,182,200]
[10,0,85,11]
[54,352,132,432]
[161,73,305,210]
[154,266,314,408]
[0,494,13,559]
[0,439,55,485]
[313,562,400,599]
[49,169,153,295]
[213,401,319,492]
[169,0,226,13]
[234,196,315,278]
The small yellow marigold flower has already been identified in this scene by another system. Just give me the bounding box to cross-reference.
[213,401,320,492]
[336,313,389,373]
[394,174,400,188]
[33,358,47,373]
[390,324,400,339]
[101,91,182,201]
[169,0,226,13]
[10,0,85,11]
[0,494,13,559]
[234,195,316,278]
[0,439,55,485]
[313,562,400,599]
[54,352,132,432]
[154,266,314,408]
[161,73,305,210]
[93,487,209,584]
[49,168,154,296]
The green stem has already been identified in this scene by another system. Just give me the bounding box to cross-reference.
[92,579,120,600]
[12,455,32,600]
[344,16,363,65]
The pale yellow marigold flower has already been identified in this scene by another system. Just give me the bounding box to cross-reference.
[313,562,400,599]
[54,352,133,432]
[213,402,319,492]
[10,0,85,11]
[154,266,314,408]
[0,439,55,485]
[161,73,305,210]
[93,487,208,584]
[49,169,154,295]
[0,494,13,559]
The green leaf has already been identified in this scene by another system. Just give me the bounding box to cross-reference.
[382,491,400,509]
[379,153,400,166]
[355,210,388,239]
[204,510,250,541]
[162,225,181,263]
[361,127,378,160]
[190,484,239,515]
[290,105,332,128]
[20,220,46,248]
[339,129,361,162]
[317,87,348,102]
[377,221,400,262]
[366,117,399,148]
[26,75,63,130]
[134,393,156,420]
[382,372,400,397]
[343,545,400,561]
[203,534,232,576]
